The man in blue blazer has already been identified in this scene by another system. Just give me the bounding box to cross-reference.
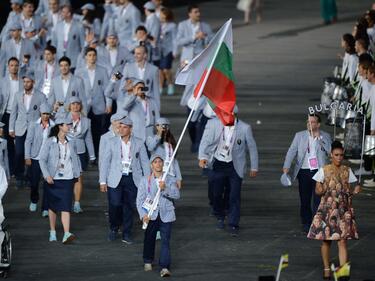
[0,57,22,177]
[0,21,36,77]
[121,46,161,110]
[51,5,85,70]
[75,47,111,156]
[283,114,332,233]
[99,116,150,243]
[176,4,213,64]
[198,108,258,236]
[48,56,87,115]
[9,70,47,188]
[115,0,141,47]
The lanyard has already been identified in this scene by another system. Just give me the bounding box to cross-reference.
[221,124,235,146]
[72,118,80,133]
[147,173,162,193]
[120,139,131,161]
[58,140,68,162]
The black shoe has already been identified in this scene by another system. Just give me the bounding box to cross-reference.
[229,227,239,237]
[121,235,134,244]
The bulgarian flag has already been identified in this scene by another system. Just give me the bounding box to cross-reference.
[176,19,236,125]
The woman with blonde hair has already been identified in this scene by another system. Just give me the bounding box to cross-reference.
[66,96,95,213]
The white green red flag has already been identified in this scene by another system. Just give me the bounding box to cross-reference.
[175,19,236,125]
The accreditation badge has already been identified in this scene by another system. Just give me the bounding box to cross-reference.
[121,160,131,175]
[142,196,153,213]
[58,163,65,177]
[42,79,51,97]
[308,157,318,170]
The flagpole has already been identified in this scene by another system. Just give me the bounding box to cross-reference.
[142,19,233,230]
[358,116,366,184]
[275,256,283,281]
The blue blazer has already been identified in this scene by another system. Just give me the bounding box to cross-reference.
[283,130,332,180]
[99,135,150,188]
[9,90,47,136]
[48,74,88,115]
[176,19,213,63]
[146,135,182,181]
[121,62,160,110]
[199,118,259,179]
[136,174,180,223]
[66,113,95,159]
[75,65,111,115]
[24,118,55,160]
[52,19,85,68]
[39,137,82,179]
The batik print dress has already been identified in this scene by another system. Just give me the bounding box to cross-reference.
[307,164,359,241]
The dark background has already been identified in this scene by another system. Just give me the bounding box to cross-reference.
[0,0,215,28]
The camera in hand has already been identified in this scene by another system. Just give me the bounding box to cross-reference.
[58,102,64,106]
[147,34,154,41]
[139,41,146,46]
[140,86,149,92]
[161,124,168,129]
[114,71,123,80]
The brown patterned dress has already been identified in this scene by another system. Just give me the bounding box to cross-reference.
[307,164,359,241]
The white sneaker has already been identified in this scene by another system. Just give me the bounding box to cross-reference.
[144,263,152,272]
[363,180,375,187]
[354,168,372,176]
[348,159,364,165]
[364,179,374,184]
[29,202,37,212]
[160,268,171,277]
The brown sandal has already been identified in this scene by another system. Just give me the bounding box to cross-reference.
[323,268,331,280]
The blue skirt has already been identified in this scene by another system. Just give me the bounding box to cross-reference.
[79,152,88,171]
[159,52,173,70]
[46,179,75,212]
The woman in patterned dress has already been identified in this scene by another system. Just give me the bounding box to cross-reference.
[308,141,361,279]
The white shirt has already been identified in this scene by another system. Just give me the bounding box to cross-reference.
[313,167,357,183]
[63,20,72,45]
[163,142,175,176]
[35,121,50,160]
[45,62,55,80]
[107,47,118,68]
[214,124,236,163]
[87,67,96,88]
[54,139,73,180]
[51,12,59,28]
[12,39,22,59]
[137,64,146,80]
[140,99,150,125]
[23,91,33,111]
[301,135,319,170]
[6,77,19,113]
[121,139,132,173]
[190,20,200,40]
[61,76,70,99]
